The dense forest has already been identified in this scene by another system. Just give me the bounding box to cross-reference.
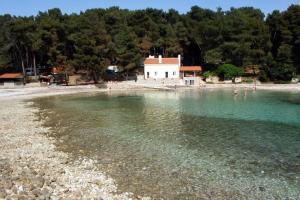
[0,5,299,81]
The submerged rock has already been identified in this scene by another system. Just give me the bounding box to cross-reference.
[259,186,266,192]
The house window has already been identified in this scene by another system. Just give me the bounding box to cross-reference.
[173,71,176,76]
[165,72,168,78]
[155,72,157,76]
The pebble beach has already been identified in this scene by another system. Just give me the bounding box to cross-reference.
[0,86,150,199]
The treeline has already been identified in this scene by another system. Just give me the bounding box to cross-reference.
[0,5,299,81]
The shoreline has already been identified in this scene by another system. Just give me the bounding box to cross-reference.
[0,82,299,99]
[0,84,299,199]
[201,83,300,91]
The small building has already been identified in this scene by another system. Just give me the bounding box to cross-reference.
[144,55,181,79]
[180,66,203,85]
[143,55,203,86]
[0,73,24,88]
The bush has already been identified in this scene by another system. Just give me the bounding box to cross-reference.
[203,71,216,78]
[258,70,270,82]
[270,63,296,81]
[216,64,244,80]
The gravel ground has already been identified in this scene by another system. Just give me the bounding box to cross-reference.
[0,86,150,200]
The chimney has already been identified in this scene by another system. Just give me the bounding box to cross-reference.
[178,54,181,66]
[158,55,162,64]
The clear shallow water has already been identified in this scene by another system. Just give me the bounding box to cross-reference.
[35,89,300,199]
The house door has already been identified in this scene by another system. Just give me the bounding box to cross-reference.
[147,72,149,78]
[165,72,168,78]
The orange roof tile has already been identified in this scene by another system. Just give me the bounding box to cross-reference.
[144,58,179,65]
[52,66,65,74]
[180,66,202,72]
[0,73,24,79]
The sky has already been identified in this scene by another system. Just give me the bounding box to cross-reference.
[0,0,299,16]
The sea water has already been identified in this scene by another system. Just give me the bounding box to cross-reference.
[35,89,300,199]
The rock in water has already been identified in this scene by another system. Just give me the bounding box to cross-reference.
[259,186,266,192]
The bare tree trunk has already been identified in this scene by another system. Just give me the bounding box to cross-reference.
[17,46,26,80]
[15,44,25,78]
[33,52,37,76]
[26,47,29,69]
[92,70,98,84]
[21,59,26,85]
[21,59,25,74]
[253,66,257,91]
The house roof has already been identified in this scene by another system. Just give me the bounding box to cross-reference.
[52,66,65,74]
[144,58,179,65]
[0,73,24,79]
[180,66,202,72]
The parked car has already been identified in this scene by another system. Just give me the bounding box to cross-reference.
[25,68,40,76]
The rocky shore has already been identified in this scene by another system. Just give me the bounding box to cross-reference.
[0,86,152,200]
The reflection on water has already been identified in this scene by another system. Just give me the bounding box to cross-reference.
[35,89,300,199]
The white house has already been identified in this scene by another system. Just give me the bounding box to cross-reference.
[144,55,181,79]
[143,55,203,85]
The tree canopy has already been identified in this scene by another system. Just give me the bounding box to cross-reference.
[216,64,244,80]
[0,5,299,81]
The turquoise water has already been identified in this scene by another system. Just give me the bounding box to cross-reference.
[36,89,300,199]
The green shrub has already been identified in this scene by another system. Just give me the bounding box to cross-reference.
[216,64,244,80]
[258,70,269,82]
[270,63,295,81]
[203,71,216,78]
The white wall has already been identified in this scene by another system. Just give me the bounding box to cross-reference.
[0,81,23,88]
[144,64,180,79]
